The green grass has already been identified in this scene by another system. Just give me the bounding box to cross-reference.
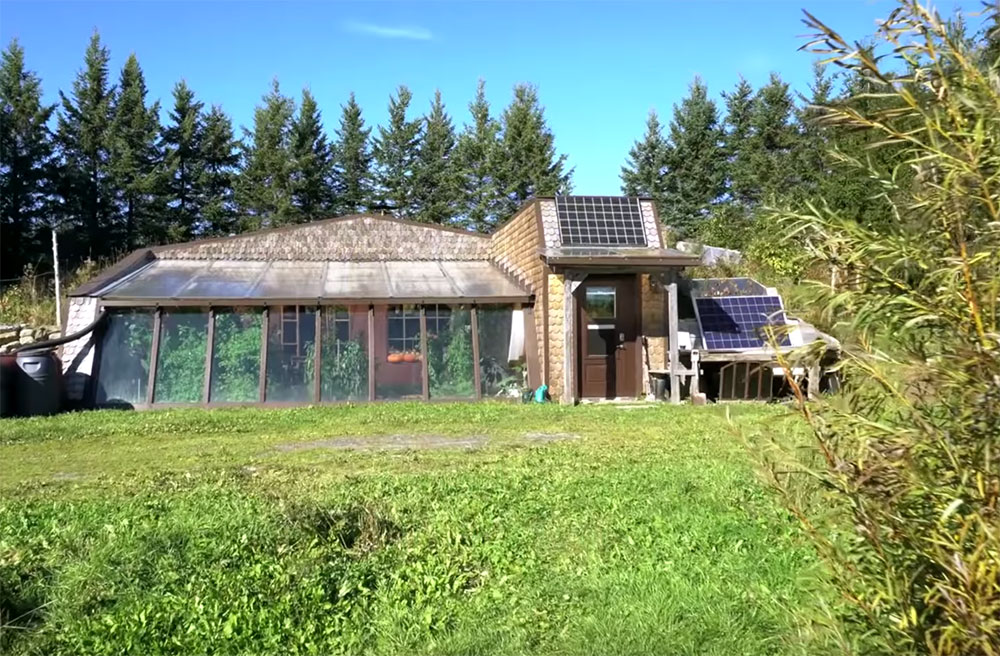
[0,403,831,655]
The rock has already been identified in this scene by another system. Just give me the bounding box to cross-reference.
[19,328,34,338]
[0,343,14,354]
[48,332,62,340]
[0,331,17,344]
[19,335,34,345]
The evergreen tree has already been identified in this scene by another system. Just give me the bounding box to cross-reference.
[795,63,833,201]
[289,88,334,220]
[372,85,421,216]
[659,77,725,236]
[620,109,668,203]
[0,39,55,279]
[720,78,756,208]
[56,31,117,262]
[454,79,499,232]
[492,84,571,220]
[161,80,204,240]
[236,78,295,229]
[331,92,373,214]
[109,53,164,249]
[412,90,459,224]
[746,73,800,205]
[199,105,239,235]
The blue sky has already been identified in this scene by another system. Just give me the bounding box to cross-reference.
[0,0,974,195]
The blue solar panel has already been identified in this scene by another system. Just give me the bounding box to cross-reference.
[694,295,790,350]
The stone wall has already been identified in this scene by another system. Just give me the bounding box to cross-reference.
[546,274,565,400]
[640,273,668,396]
[0,323,62,354]
[61,296,99,402]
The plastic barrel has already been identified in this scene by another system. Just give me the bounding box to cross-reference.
[15,349,62,416]
[0,353,18,417]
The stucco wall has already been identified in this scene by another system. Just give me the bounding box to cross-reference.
[62,296,99,402]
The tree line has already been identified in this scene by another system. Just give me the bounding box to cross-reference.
[0,32,572,279]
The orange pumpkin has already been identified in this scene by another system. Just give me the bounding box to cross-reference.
[402,352,417,363]
[387,353,403,363]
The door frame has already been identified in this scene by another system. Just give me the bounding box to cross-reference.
[574,273,642,399]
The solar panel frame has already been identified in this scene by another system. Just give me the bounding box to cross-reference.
[694,295,791,351]
[555,196,647,246]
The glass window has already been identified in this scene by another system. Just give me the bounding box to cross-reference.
[476,305,523,398]
[376,305,423,400]
[209,308,262,403]
[320,306,369,402]
[266,305,317,403]
[587,326,615,356]
[387,305,421,354]
[584,286,616,319]
[95,308,154,406]
[428,305,474,399]
[153,309,208,403]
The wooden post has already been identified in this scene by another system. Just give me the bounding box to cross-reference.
[667,281,681,404]
[690,349,700,398]
[367,306,375,401]
[259,307,268,403]
[471,306,482,400]
[420,306,429,400]
[52,228,62,331]
[808,362,821,401]
[562,277,577,405]
[313,307,322,403]
[146,308,162,405]
[202,308,215,403]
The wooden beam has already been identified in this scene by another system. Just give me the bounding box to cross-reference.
[259,307,268,403]
[562,277,577,405]
[146,307,162,405]
[313,307,322,403]
[523,305,541,390]
[667,282,680,404]
[367,306,375,401]
[808,362,821,400]
[420,306,429,400]
[471,306,482,400]
[202,308,215,403]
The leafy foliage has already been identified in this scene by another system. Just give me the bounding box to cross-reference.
[209,310,261,403]
[760,3,1000,654]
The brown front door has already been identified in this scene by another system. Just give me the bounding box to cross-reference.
[576,275,639,399]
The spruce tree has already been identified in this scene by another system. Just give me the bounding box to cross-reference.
[200,105,239,235]
[161,80,204,240]
[620,109,668,203]
[109,53,164,249]
[289,88,334,220]
[331,92,373,214]
[412,90,459,224]
[454,79,499,232]
[747,73,800,205]
[0,39,55,279]
[56,31,116,262]
[492,84,571,220]
[659,77,725,237]
[236,78,295,229]
[795,64,833,202]
[721,78,756,209]
[372,85,421,216]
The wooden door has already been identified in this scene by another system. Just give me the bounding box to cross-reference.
[576,275,639,399]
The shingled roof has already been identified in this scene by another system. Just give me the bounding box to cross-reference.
[154,215,491,262]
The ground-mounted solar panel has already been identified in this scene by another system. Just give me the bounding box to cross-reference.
[555,196,647,246]
[694,295,791,350]
[689,277,767,298]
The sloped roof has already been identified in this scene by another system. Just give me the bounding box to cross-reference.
[154,215,491,262]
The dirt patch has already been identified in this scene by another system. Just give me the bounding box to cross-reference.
[522,432,581,443]
[274,434,489,453]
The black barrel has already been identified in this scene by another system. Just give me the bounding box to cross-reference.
[15,349,62,416]
[0,353,18,417]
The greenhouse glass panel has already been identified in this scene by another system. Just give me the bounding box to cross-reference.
[153,309,208,403]
[320,305,369,402]
[427,305,475,399]
[265,305,317,402]
[477,305,523,398]
[375,305,423,400]
[209,308,262,402]
[94,308,154,406]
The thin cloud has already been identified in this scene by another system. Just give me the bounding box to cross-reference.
[343,21,432,41]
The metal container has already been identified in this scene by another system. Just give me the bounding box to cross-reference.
[15,348,62,416]
[0,353,18,417]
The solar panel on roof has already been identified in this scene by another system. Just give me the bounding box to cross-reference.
[555,196,647,246]
[694,295,791,350]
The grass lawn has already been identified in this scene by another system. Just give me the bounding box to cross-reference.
[0,403,830,655]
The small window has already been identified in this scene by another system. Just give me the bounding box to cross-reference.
[584,286,616,319]
[387,305,421,354]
